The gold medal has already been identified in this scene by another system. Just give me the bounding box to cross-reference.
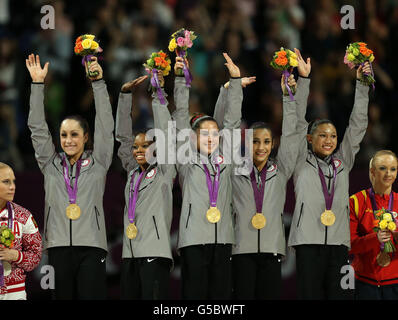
[320,210,335,226]
[376,251,391,267]
[206,206,221,223]
[66,203,81,220]
[126,223,138,239]
[251,213,266,229]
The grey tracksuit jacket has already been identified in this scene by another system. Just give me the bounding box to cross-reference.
[213,84,299,256]
[288,78,369,248]
[173,77,243,250]
[115,90,176,260]
[28,80,114,251]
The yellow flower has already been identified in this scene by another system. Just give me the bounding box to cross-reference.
[369,54,375,62]
[388,222,396,231]
[82,39,92,50]
[168,38,177,52]
[90,41,99,50]
[352,48,359,56]
[85,34,95,40]
[289,57,298,67]
[379,220,388,229]
[347,53,355,62]
[383,213,393,222]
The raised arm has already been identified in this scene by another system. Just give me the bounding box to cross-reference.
[294,48,311,159]
[26,54,56,172]
[87,57,115,170]
[213,77,256,129]
[276,75,299,178]
[115,76,148,172]
[336,63,370,170]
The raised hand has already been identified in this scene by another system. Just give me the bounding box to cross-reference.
[224,76,256,89]
[174,56,189,75]
[281,73,297,95]
[121,75,148,93]
[357,61,372,80]
[84,56,103,81]
[223,53,240,78]
[25,54,49,82]
[294,48,311,78]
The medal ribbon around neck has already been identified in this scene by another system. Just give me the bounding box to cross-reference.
[128,170,147,224]
[0,202,13,286]
[62,156,82,205]
[202,163,221,209]
[317,157,337,213]
[250,165,268,214]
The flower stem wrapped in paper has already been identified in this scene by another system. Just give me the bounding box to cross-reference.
[0,225,15,286]
[344,42,375,89]
[168,28,196,87]
[74,34,103,78]
[270,48,298,101]
[143,50,171,105]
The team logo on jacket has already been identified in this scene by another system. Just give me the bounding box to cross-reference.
[81,159,91,167]
[333,159,342,168]
[267,164,277,172]
[146,168,157,179]
[215,155,224,165]
[392,211,398,219]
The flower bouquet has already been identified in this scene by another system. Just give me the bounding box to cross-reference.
[74,34,103,78]
[270,48,298,101]
[373,208,397,267]
[0,225,15,286]
[168,28,196,87]
[143,50,171,105]
[344,42,375,89]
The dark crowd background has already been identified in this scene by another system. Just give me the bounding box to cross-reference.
[0,0,397,300]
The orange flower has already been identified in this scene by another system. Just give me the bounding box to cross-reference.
[154,57,163,67]
[74,42,83,54]
[158,51,167,59]
[373,220,380,227]
[357,42,366,47]
[277,51,287,59]
[359,46,368,55]
[278,57,288,66]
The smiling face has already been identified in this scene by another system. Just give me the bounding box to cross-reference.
[252,128,273,168]
[196,120,220,155]
[60,119,88,160]
[370,154,398,193]
[0,166,16,207]
[132,133,154,168]
[307,123,337,158]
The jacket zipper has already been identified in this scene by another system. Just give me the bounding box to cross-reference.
[45,207,51,240]
[152,216,160,240]
[94,206,100,230]
[297,203,304,227]
[185,204,192,228]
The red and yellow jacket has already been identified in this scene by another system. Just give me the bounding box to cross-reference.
[349,189,398,286]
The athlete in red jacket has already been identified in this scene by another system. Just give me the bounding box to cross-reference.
[349,150,398,299]
[0,163,42,300]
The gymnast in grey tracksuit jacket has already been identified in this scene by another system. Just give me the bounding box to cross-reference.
[289,70,370,299]
[173,55,243,299]
[213,75,298,299]
[116,78,176,300]
[27,55,114,299]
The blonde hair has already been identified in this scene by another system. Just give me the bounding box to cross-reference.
[369,150,398,169]
[0,162,11,171]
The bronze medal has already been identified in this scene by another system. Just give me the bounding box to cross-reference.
[66,203,81,220]
[126,223,138,239]
[206,206,221,223]
[251,213,266,229]
[320,210,335,226]
[376,251,391,267]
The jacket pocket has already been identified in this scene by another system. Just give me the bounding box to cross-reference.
[94,206,101,230]
[152,216,160,240]
[297,203,304,228]
[185,204,192,228]
[45,207,51,240]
